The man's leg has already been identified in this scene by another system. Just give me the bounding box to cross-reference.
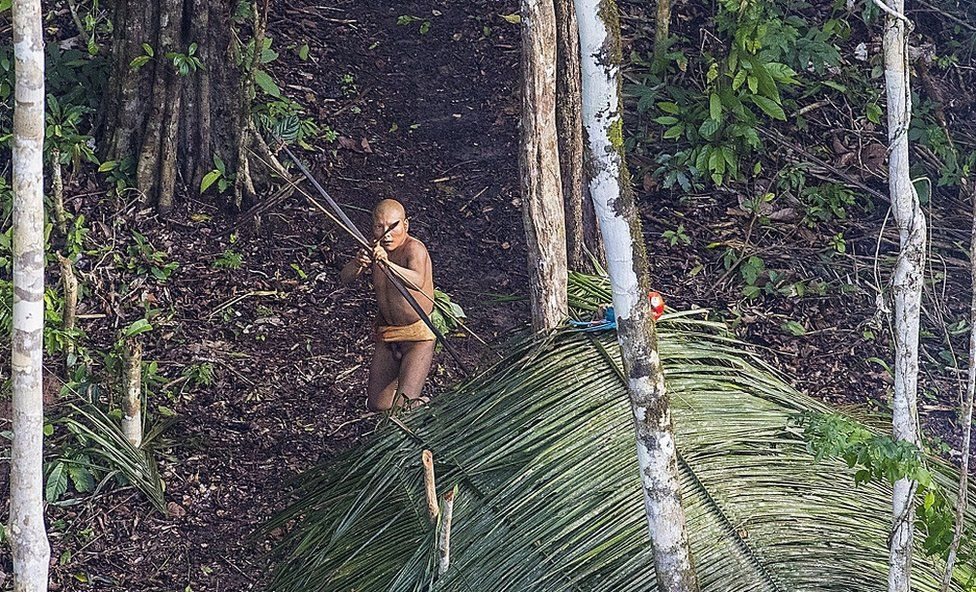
[395,340,436,407]
[367,343,400,412]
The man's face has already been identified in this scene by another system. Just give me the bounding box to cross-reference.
[372,209,408,251]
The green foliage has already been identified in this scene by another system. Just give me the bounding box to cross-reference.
[46,94,98,174]
[131,41,203,76]
[98,156,136,196]
[254,96,320,149]
[166,43,203,76]
[55,403,169,512]
[662,223,691,246]
[430,289,466,336]
[213,249,244,270]
[635,0,847,188]
[129,43,155,70]
[183,362,216,388]
[775,166,862,226]
[796,412,972,562]
[237,34,320,149]
[396,14,432,35]
[241,36,281,98]
[116,230,179,282]
[200,153,234,194]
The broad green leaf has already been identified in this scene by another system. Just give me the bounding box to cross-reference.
[46,463,68,503]
[654,116,679,126]
[751,60,780,101]
[657,101,680,114]
[782,320,807,336]
[499,13,521,24]
[866,102,883,124]
[732,69,747,91]
[663,124,684,139]
[200,170,222,193]
[298,43,310,61]
[765,62,798,85]
[253,69,281,98]
[98,161,118,172]
[822,80,847,92]
[698,118,721,138]
[124,318,153,337]
[68,465,96,493]
[750,95,787,121]
[709,93,722,121]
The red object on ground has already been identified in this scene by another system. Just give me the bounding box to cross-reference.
[649,291,665,320]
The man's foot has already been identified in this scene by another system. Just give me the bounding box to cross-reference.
[396,392,431,410]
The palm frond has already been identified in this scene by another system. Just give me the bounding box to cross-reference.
[267,274,974,592]
[60,403,168,513]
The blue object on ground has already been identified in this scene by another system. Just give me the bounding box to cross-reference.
[568,306,616,332]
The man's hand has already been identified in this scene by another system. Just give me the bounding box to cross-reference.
[372,244,389,264]
[355,249,372,269]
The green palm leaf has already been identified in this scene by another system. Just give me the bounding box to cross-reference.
[267,275,974,592]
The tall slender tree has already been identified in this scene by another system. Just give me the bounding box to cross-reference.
[519,0,569,332]
[575,0,698,590]
[875,1,927,590]
[9,0,52,589]
[554,0,586,270]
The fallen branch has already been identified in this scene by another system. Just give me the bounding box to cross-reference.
[422,450,439,522]
[438,486,457,575]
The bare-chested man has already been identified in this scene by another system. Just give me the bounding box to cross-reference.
[340,199,436,412]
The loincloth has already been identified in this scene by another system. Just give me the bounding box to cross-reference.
[374,319,436,343]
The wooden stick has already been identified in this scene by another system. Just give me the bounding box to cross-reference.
[438,486,456,575]
[58,253,77,335]
[122,338,143,448]
[50,149,67,234]
[422,450,439,522]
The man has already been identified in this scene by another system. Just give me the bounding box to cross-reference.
[340,199,436,411]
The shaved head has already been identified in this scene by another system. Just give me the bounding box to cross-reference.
[372,199,410,250]
[373,199,406,220]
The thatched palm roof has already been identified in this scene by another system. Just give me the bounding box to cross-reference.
[266,274,974,592]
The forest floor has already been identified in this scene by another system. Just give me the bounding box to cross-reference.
[2,0,976,590]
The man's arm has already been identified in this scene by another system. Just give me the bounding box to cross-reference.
[340,249,372,286]
[372,242,428,290]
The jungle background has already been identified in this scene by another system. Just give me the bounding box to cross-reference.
[1,0,975,589]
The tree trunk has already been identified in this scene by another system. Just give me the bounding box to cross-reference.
[555,0,586,271]
[49,149,66,235]
[654,0,671,62]
[575,1,698,590]
[881,2,926,591]
[10,0,52,588]
[520,0,568,333]
[101,0,274,213]
[122,339,143,448]
[57,253,77,365]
